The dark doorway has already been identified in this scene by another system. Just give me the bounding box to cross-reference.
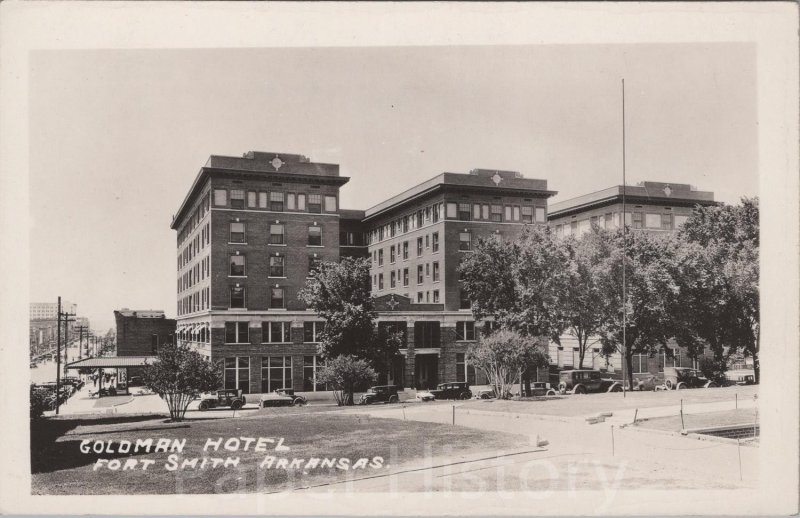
[414,354,439,389]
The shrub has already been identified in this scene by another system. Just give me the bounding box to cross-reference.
[699,356,728,385]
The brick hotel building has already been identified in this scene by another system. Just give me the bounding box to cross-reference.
[171,152,554,393]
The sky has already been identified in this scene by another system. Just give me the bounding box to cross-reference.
[29,44,758,331]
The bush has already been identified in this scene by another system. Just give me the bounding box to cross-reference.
[699,356,728,385]
[30,384,51,419]
[316,355,377,406]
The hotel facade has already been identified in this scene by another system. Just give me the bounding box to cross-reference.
[171,151,715,394]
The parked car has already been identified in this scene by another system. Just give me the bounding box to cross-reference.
[260,389,297,408]
[359,385,400,405]
[724,370,756,386]
[473,389,496,400]
[529,382,558,397]
[415,389,435,402]
[199,389,247,410]
[633,375,663,391]
[429,382,473,400]
[275,388,307,406]
[663,367,717,390]
[558,370,623,394]
[128,376,143,387]
[62,377,85,390]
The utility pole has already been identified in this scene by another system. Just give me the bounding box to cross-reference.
[61,311,75,378]
[56,297,62,415]
[76,326,88,361]
[621,78,627,398]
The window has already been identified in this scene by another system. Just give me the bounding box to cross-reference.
[513,206,521,221]
[213,189,228,207]
[662,348,680,370]
[425,235,430,249]
[577,219,591,236]
[433,290,440,303]
[414,321,441,348]
[308,255,321,275]
[425,263,430,277]
[645,213,662,229]
[263,322,291,343]
[230,190,245,209]
[504,206,512,221]
[432,262,440,282]
[269,224,285,245]
[403,268,409,286]
[224,357,250,393]
[633,354,649,374]
[432,232,439,253]
[456,321,476,341]
[446,202,458,219]
[459,289,471,309]
[304,321,325,342]
[456,353,467,382]
[483,321,500,336]
[390,245,396,263]
[287,193,296,210]
[304,356,328,391]
[325,195,337,212]
[230,222,245,243]
[521,206,533,223]
[402,241,409,260]
[535,207,546,223]
[674,214,689,228]
[230,286,246,308]
[378,249,384,266]
[150,334,159,354]
[458,203,471,221]
[270,287,285,309]
[262,356,292,393]
[230,255,245,276]
[308,194,321,213]
[390,270,396,288]
[247,191,257,208]
[225,322,249,343]
[297,193,307,211]
[482,204,489,220]
[459,232,471,251]
[632,212,643,229]
[416,292,424,303]
[378,273,384,290]
[417,237,423,256]
[417,265,424,284]
[269,255,285,277]
[490,205,503,222]
[308,226,322,246]
[472,204,481,220]
[259,192,268,208]
[662,213,673,230]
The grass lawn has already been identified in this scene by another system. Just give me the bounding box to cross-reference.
[633,408,758,432]
[31,412,525,494]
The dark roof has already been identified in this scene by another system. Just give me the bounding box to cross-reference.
[364,169,556,222]
[548,181,716,219]
[66,356,157,369]
[114,309,167,319]
[339,209,366,220]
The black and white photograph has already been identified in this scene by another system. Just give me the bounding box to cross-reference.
[0,2,797,516]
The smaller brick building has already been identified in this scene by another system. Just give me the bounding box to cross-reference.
[114,309,176,356]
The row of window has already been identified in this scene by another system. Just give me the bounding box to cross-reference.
[229,254,322,278]
[214,188,337,214]
[179,256,210,293]
[178,287,210,316]
[224,320,324,344]
[373,262,441,289]
[178,222,210,271]
[367,203,444,245]
[223,355,328,393]
[554,211,690,237]
[445,202,546,224]
[177,193,211,246]
[372,233,440,266]
[227,221,323,246]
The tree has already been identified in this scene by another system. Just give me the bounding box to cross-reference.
[142,342,222,421]
[596,229,679,389]
[315,355,378,406]
[298,257,401,383]
[676,198,760,381]
[466,328,549,399]
[459,226,568,394]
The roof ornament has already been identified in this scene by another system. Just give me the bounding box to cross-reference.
[387,294,399,310]
[491,172,503,186]
[663,185,672,197]
[271,156,284,171]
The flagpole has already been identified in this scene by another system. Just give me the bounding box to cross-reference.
[621,78,627,397]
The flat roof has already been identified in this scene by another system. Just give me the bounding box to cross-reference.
[66,356,157,369]
[548,181,715,218]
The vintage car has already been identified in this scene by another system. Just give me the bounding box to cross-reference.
[62,377,85,390]
[558,370,623,394]
[530,382,558,397]
[199,389,247,410]
[429,382,473,400]
[633,375,663,391]
[663,367,717,390]
[415,389,435,402]
[473,389,496,400]
[275,388,307,406]
[724,370,756,386]
[359,385,400,405]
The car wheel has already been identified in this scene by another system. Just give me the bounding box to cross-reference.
[574,385,587,395]
[705,382,718,388]
[231,400,243,410]
[676,382,687,390]
[546,389,557,396]
[459,393,470,400]
[609,385,623,393]
[199,401,209,411]
[389,395,399,404]
[664,379,675,390]
[295,398,306,406]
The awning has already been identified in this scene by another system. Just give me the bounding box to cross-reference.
[65,356,157,369]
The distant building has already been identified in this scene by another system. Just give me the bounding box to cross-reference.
[548,181,716,238]
[30,301,77,320]
[114,309,176,357]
